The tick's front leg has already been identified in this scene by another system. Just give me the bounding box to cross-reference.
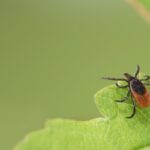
[115,90,130,103]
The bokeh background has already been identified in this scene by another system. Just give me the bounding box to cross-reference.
[1,0,150,149]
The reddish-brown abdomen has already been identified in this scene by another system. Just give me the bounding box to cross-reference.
[132,90,150,108]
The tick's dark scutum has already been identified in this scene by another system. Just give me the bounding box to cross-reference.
[130,79,146,95]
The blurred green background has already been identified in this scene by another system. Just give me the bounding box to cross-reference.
[1,0,150,149]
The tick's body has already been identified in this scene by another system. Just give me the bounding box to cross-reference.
[130,79,145,95]
[102,65,150,118]
[129,78,150,108]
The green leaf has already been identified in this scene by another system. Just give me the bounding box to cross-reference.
[139,146,150,150]
[15,78,150,150]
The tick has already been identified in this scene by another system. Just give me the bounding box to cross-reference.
[102,65,150,118]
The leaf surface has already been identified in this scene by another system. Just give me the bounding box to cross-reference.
[15,79,150,150]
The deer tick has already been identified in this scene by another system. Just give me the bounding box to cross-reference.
[102,65,150,118]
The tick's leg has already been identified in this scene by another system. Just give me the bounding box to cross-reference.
[115,90,130,103]
[102,77,127,82]
[143,83,150,86]
[115,82,128,88]
[134,65,140,78]
[126,96,136,119]
[141,75,150,81]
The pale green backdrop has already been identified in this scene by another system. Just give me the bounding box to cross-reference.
[1,0,150,149]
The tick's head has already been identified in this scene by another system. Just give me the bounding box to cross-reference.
[124,73,134,81]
